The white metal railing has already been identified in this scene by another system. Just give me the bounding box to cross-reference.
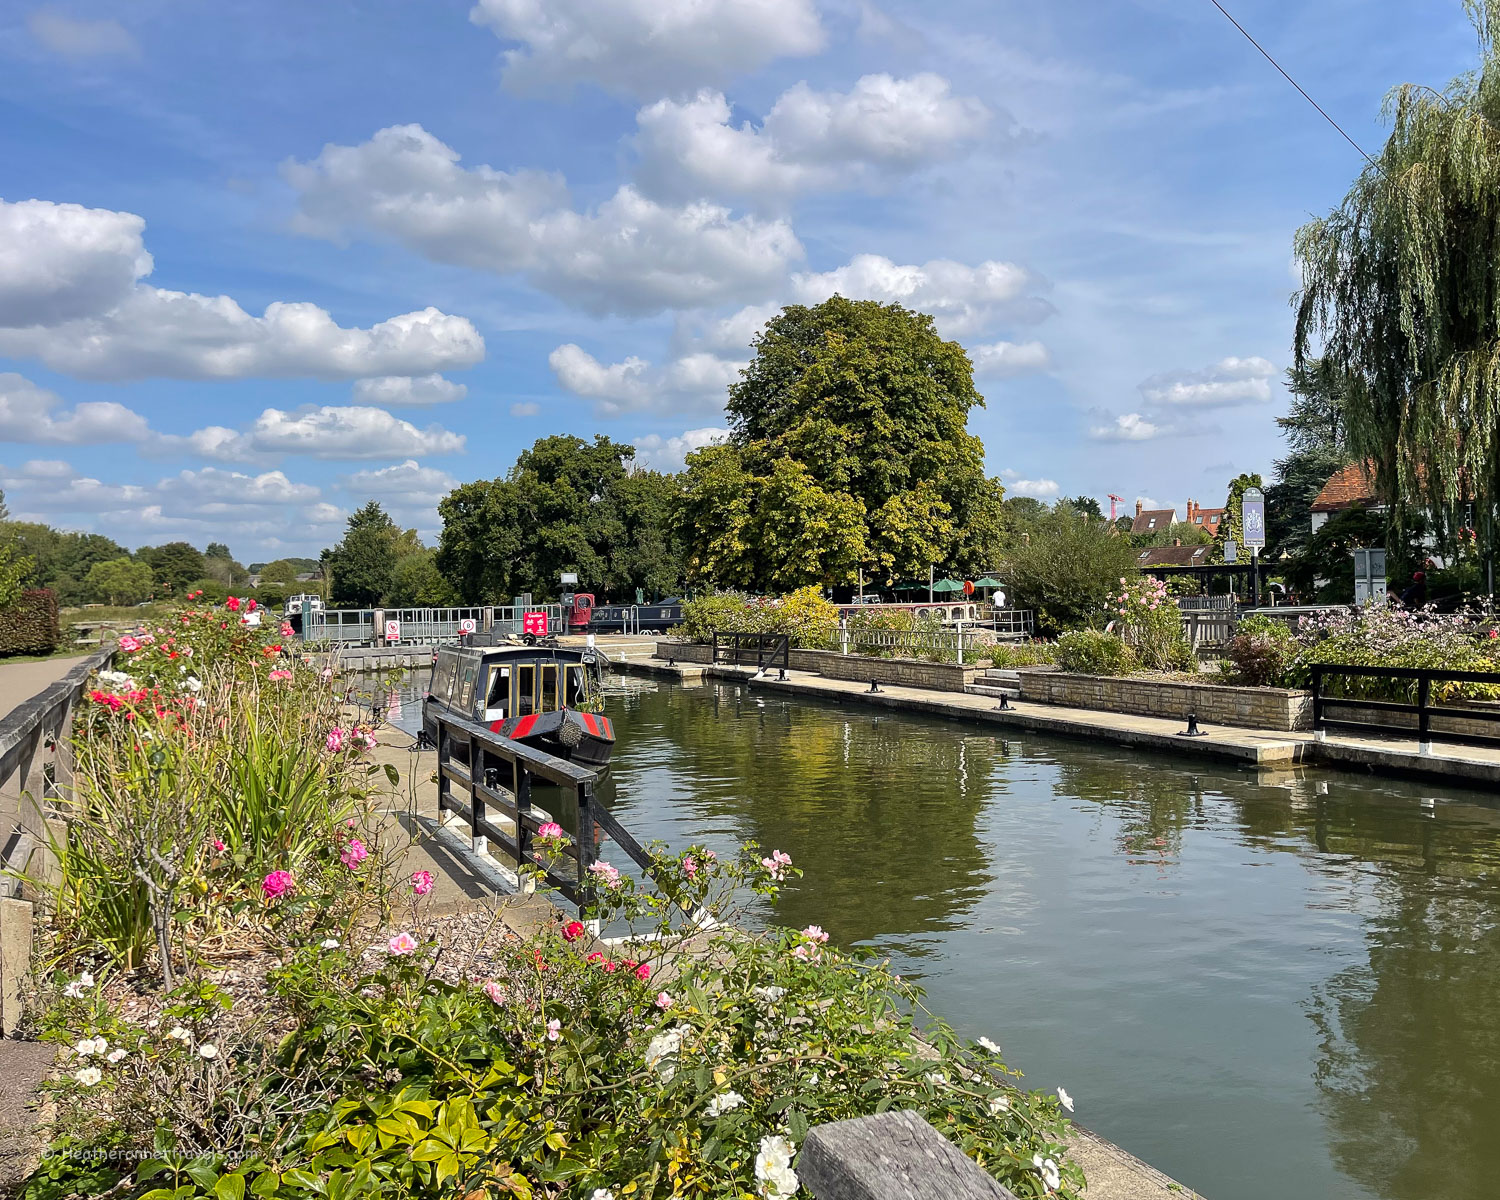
[838,625,972,665]
[303,604,566,646]
[987,608,1035,639]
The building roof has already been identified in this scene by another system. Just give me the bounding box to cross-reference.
[1137,545,1212,567]
[1311,461,1380,513]
[1130,508,1176,534]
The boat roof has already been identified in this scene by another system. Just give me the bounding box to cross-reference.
[437,641,589,664]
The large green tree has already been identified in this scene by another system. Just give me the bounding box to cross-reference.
[86,557,154,605]
[323,502,401,606]
[1294,0,1500,546]
[1004,502,1144,634]
[437,436,685,602]
[679,297,1006,590]
[1265,361,1354,560]
[136,542,206,595]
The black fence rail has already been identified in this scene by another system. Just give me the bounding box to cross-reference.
[431,709,659,905]
[711,631,791,675]
[1310,664,1500,751]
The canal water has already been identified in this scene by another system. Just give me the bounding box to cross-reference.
[372,671,1500,1200]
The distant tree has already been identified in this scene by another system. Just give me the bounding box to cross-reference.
[0,489,8,522]
[389,549,460,606]
[680,297,1005,589]
[1064,495,1103,520]
[258,559,302,587]
[323,502,400,606]
[0,542,30,609]
[1265,361,1353,560]
[1139,521,1212,548]
[1005,503,1145,634]
[136,542,206,595]
[86,557,154,605]
[205,542,232,561]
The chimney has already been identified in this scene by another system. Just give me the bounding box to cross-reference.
[1135,499,1143,517]
[1187,499,1197,521]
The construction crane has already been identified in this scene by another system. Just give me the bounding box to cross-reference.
[1107,493,1125,521]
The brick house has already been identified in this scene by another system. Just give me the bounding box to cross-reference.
[1130,500,1176,535]
[1184,498,1225,537]
[1310,461,1381,532]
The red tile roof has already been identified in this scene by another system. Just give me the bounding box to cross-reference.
[1311,461,1380,513]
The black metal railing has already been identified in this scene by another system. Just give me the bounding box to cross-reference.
[710,631,791,673]
[1310,664,1500,750]
[431,709,659,906]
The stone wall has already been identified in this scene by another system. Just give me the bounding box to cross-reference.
[653,640,979,693]
[1018,671,1312,732]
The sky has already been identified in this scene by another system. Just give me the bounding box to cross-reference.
[0,0,1481,562]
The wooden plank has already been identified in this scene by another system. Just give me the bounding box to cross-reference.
[800,1110,1021,1200]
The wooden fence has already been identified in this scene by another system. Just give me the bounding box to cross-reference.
[0,648,112,1032]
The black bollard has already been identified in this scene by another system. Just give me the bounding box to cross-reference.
[779,668,789,681]
[1178,712,1207,737]
[868,679,882,693]
[995,694,1011,711]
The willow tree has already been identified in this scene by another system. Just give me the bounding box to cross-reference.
[1294,0,1500,545]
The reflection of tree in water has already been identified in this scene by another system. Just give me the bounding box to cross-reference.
[1305,809,1500,1200]
[1046,749,1211,864]
[601,683,1003,949]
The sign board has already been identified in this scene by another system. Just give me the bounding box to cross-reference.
[385,619,401,643]
[1353,548,1388,605]
[1223,540,1237,564]
[458,618,477,634]
[560,572,579,585]
[522,611,549,637]
[1241,487,1266,550]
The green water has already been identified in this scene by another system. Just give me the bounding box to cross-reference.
[595,678,1500,1200]
[372,671,1500,1200]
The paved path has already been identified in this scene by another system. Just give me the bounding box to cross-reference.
[0,655,92,724]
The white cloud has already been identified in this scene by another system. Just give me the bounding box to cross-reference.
[469,0,823,97]
[27,9,138,58]
[0,199,151,326]
[510,402,540,417]
[970,339,1050,378]
[631,426,730,472]
[0,198,484,381]
[1001,469,1059,498]
[184,406,466,462]
[0,461,319,516]
[351,374,467,406]
[1137,355,1275,408]
[1089,412,1164,442]
[635,74,990,202]
[549,343,742,415]
[788,254,1049,337]
[285,124,801,316]
[341,459,459,501]
[0,373,152,444]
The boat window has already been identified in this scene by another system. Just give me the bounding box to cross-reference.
[457,661,477,711]
[516,665,536,715]
[566,665,587,706]
[541,663,559,710]
[485,666,510,718]
[432,654,457,703]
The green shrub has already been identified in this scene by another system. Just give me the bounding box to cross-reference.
[989,642,1059,668]
[1056,629,1136,675]
[1110,577,1195,672]
[0,588,60,656]
[677,587,840,648]
[1220,614,1296,687]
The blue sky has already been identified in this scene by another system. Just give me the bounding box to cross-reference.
[0,0,1478,561]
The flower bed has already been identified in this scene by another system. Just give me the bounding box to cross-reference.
[23,598,1084,1200]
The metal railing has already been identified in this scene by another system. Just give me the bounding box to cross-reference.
[987,608,1035,640]
[1173,594,1238,613]
[431,708,659,906]
[1310,664,1500,752]
[711,631,791,673]
[304,604,566,647]
[840,626,975,664]
[1181,611,1237,650]
[305,608,375,645]
[384,606,491,643]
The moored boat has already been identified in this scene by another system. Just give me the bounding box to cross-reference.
[423,640,614,768]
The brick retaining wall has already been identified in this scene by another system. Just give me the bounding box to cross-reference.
[653,640,979,692]
[1018,671,1313,732]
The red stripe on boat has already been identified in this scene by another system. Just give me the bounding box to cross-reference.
[581,711,600,736]
[510,714,540,739]
[489,719,504,732]
[601,716,614,740]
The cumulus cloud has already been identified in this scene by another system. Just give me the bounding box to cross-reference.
[182,406,466,462]
[285,124,801,316]
[549,344,742,415]
[635,75,990,202]
[0,198,484,381]
[631,426,730,472]
[27,9,138,58]
[469,0,823,97]
[1001,469,1059,498]
[341,459,459,501]
[351,374,467,406]
[0,373,152,443]
[1137,355,1275,408]
[970,340,1050,378]
[1089,412,1165,442]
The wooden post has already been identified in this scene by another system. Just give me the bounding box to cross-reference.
[515,764,534,893]
[801,1111,1021,1200]
[471,742,488,856]
[1417,674,1433,756]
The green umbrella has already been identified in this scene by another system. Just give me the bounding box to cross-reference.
[973,576,1003,588]
[892,580,925,592]
[931,578,964,593]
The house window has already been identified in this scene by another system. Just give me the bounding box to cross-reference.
[1194,515,1203,523]
[1147,518,1157,529]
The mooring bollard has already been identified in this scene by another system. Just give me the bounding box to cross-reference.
[995,694,1011,711]
[868,679,882,693]
[1178,712,1207,737]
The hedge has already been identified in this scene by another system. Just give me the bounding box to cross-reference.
[0,588,60,657]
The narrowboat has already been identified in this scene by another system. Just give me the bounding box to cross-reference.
[423,641,615,768]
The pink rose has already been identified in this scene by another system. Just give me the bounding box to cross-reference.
[655,991,673,1009]
[411,870,434,896]
[225,597,241,613]
[537,821,564,840]
[801,924,830,944]
[562,920,586,942]
[634,962,652,981]
[545,1018,561,1041]
[588,861,622,889]
[262,870,293,900]
[325,728,345,753]
[268,669,292,682]
[483,980,507,1005]
[387,931,417,956]
[210,838,226,854]
[340,839,368,869]
[118,635,140,653]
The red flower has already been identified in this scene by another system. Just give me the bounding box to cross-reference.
[225,597,241,612]
[247,599,258,612]
[634,962,652,981]
[562,920,586,942]
[586,951,604,963]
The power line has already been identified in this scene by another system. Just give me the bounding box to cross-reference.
[1206,0,1375,164]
